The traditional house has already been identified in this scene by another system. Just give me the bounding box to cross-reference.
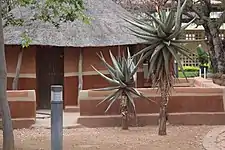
[4,0,145,110]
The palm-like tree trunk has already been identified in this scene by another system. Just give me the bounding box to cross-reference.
[0,0,15,149]
[158,83,168,136]
[121,95,129,130]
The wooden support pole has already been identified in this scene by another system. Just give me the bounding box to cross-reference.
[78,48,83,105]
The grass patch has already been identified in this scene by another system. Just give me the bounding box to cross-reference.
[178,71,198,78]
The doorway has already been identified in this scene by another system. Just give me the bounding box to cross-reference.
[36,46,64,109]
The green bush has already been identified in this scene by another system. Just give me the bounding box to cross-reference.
[178,71,198,78]
[178,66,199,72]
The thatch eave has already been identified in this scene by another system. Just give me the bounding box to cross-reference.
[3,0,146,47]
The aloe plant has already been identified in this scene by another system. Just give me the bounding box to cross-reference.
[123,0,200,135]
[92,49,152,130]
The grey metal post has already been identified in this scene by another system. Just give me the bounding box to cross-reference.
[51,85,63,150]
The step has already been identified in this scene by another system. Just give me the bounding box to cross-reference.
[65,106,80,112]
[77,112,225,127]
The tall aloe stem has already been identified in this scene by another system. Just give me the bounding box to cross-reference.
[121,94,129,130]
[158,82,169,135]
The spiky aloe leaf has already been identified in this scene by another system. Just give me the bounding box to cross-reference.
[132,43,158,58]
[126,26,157,37]
[109,50,124,79]
[96,89,120,107]
[92,66,120,85]
[121,13,155,27]
[159,10,167,23]
[162,48,171,78]
[117,76,127,87]
[151,54,163,79]
[148,49,160,73]
[172,39,206,43]
[92,86,120,91]
[125,90,136,116]
[97,52,117,79]
[122,17,157,34]
[130,33,160,42]
[157,26,167,38]
[165,11,175,33]
[167,46,187,79]
[173,0,182,33]
[170,43,193,59]
[168,17,196,40]
[97,52,115,72]
[105,90,122,113]
[150,44,164,62]
[180,0,188,13]
[127,87,157,104]
[149,14,166,32]
[130,53,144,77]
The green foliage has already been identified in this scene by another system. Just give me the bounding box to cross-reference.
[123,0,199,90]
[92,49,152,115]
[178,71,198,78]
[34,0,91,27]
[21,32,32,48]
[178,66,199,72]
[4,14,24,27]
[4,0,90,26]
[2,0,91,47]
[196,46,209,66]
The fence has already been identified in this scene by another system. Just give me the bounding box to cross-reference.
[180,29,225,66]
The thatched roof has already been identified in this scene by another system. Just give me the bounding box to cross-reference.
[114,0,222,12]
[3,0,145,47]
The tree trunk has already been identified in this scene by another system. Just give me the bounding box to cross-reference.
[204,22,225,74]
[203,24,218,73]
[208,25,225,73]
[121,95,128,130]
[0,0,15,149]
[12,48,23,90]
[158,87,168,136]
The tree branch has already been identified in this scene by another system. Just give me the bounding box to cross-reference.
[183,12,204,25]
[216,11,225,28]
[185,1,209,22]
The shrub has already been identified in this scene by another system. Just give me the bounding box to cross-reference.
[196,46,209,66]
[178,66,199,72]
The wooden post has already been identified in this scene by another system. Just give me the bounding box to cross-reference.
[204,67,206,79]
[78,48,83,105]
[12,48,24,90]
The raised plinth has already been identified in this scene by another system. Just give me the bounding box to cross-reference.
[0,90,36,129]
[78,77,225,127]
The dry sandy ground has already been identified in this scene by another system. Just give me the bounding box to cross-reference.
[0,125,218,150]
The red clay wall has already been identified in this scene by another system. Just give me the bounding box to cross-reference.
[64,48,79,106]
[79,78,224,116]
[78,78,225,127]
[82,46,126,89]
[5,45,137,107]
[6,46,36,91]
[79,87,224,116]
[63,46,127,106]
[0,90,36,129]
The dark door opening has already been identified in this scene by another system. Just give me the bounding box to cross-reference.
[36,46,64,109]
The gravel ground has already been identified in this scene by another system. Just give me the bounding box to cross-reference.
[0,125,217,150]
